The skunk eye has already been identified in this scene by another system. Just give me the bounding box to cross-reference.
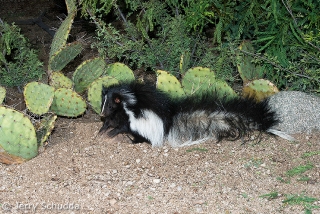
[114,97,121,103]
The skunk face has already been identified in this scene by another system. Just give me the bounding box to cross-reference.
[100,87,124,117]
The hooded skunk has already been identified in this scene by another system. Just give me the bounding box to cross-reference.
[99,81,294,147]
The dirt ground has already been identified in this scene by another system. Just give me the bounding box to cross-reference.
[0,1,320,213]
[0,120,319,213]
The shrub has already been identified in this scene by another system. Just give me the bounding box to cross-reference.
[0,19,44,87]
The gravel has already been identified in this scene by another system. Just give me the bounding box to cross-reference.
[269,91,320,134]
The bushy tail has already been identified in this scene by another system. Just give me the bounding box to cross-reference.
[166,95,294,146]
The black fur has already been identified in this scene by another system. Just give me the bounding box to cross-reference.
[99,81,293,146]
[99,82,174,143]
[173,94,279,142]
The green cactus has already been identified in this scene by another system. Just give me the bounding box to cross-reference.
[87,76,119,114]
[210,79,237,100]
[49,42,82,72]
[65,0,77,14]
[243,79,279,102]
[181,67,216,96]
[156,70,185,98]
[0,106,38,160]
[49,71,73,89]
[105,62,135,82]
[73,57,106,93]
[49,12,76,60]
[50,88,87,117]
[0,86,5,104]
[36,114,57,147]
[237,41,264,84]
[179,51,191,75]
[24,82,55,115]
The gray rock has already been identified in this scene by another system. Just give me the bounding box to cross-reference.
[268,91,320,134]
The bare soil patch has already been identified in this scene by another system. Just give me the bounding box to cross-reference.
[0,120,320,213]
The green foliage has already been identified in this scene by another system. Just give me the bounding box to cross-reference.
[0,20,44,87]
[283,194,319,214]
[80,0,320,94]
[285,163,314,177]
[259,191,279,200]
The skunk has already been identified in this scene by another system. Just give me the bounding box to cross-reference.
[99,81,295,147]
[99,86,149,143]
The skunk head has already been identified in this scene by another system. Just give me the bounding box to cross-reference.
[100,84,137,117]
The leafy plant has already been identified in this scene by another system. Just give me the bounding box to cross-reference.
[0,19,44,87]
[80,0,320,94]
[285,163,314,177]
[259,191,279,200]
[283,194,319,214]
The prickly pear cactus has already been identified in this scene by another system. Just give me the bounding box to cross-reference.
[237,41,264,84]
[105,62,135,82]
[243,79,279,102]
[49,71,73,89]
[0,106,38,161]
[182,67,216,96]
[49,16,75,60]
[65,0,77,14]
[0,86,5,104]
[24,82,55,115]
[210,79,237,100]
[35,114,57,147]
[73,57,106,93]
[49,42,82,72]
[50,88,86,117]
[87,76,119,114]
[156,70,185,98]
[179,51,191,74]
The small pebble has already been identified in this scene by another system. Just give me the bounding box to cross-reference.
[153,179,161,184]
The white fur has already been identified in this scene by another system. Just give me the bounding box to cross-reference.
[100,94,108,115]
[121,90,137,105]
[267,128,296,141]
[123,106,164,147]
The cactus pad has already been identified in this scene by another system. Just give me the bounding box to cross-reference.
[87,76,119,114]
[0,86,5,104]
[50,88,87,117]
[156,70,185,98]
[73,57,106,93]
[237,41,264,84]
[49,42,82,72]
[182,67,216,96]
[65,0,77,14]
[210,79,237,100]
[179,51,191,74]
[24,82,55,115]
[36,114,57,147]
[243,79,279,102]
[49,12,76,59]
[105,62,135,82]
[0,106,38,160]
[49,71,73,89]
